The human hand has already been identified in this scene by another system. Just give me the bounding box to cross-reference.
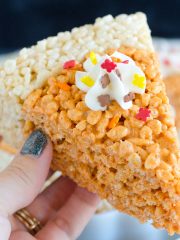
[0,130,99,240]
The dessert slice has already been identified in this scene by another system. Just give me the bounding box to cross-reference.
[0,13,179,235]
[164,75,180,129]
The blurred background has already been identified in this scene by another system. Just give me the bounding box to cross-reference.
[0,0,180,239]
[0,0,180,53]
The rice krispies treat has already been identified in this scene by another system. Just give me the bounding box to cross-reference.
[0,12,179,235]
[22,46,180,235]
[0,12,152,148]
[164,75,180,129]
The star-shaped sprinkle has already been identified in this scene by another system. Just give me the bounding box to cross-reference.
[63,60,76,69]
[132,73,146,89]
[90,51,97,65]
[136,108,151,121]
[101,59,117,73]
[80,76,95,87]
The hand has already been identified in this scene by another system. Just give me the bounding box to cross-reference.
[0,130,99,240]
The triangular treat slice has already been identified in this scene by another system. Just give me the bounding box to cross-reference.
[0,13,179,235]
[164,75,180,129]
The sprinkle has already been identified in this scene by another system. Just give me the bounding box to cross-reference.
[101,59,117,73]
[90,51,97,65]
[163,59,170,66]
[116,69,122,79]
[80,76,95,87]
[124,92,135,102]
[121,60,129,64]
[136,108,151,122]
[108,115,120,129]
[57,82,71,91]
[98,94,111,107]
[132,73,146,89]
[101,74,110,88]
[63,60,76,69]
[111,57,122,63]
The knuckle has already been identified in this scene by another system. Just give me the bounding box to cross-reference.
[53,216,72,239]
[75,187,99,208]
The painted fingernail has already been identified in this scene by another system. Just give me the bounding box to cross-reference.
[20,129,48,156]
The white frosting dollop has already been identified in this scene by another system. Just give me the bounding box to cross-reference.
[75,51,146,111]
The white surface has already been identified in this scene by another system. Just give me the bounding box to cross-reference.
[0,150,13,172]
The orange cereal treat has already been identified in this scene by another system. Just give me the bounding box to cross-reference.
[164,75,180,129]
[22,47,180,235]
[0,13,179,235]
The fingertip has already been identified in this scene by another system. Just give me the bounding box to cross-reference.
[20,129,51,158]
[37,138,53,164]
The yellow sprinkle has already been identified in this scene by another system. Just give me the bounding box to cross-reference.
[90,51,97,65]
[80,76,95,87]
[132,73,146,89]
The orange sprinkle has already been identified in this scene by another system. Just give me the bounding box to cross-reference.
[108,115,120,129]
[57,82,71,91]
[111,57,122,63]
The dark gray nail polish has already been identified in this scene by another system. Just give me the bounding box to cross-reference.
[20,129,48,156]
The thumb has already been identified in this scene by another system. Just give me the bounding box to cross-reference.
[0,129,52,217]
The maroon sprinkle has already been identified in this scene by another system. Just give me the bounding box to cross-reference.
[101,74,110,88]
[116,69,122,80]
[98,94,111,107]
[124,92,135,102]
[122,60,129,64]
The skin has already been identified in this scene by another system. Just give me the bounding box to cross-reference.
[0,139,100,240]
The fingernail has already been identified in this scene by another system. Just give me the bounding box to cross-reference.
[20,129,48,156]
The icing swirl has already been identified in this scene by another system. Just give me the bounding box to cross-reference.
[75,51,146,111]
